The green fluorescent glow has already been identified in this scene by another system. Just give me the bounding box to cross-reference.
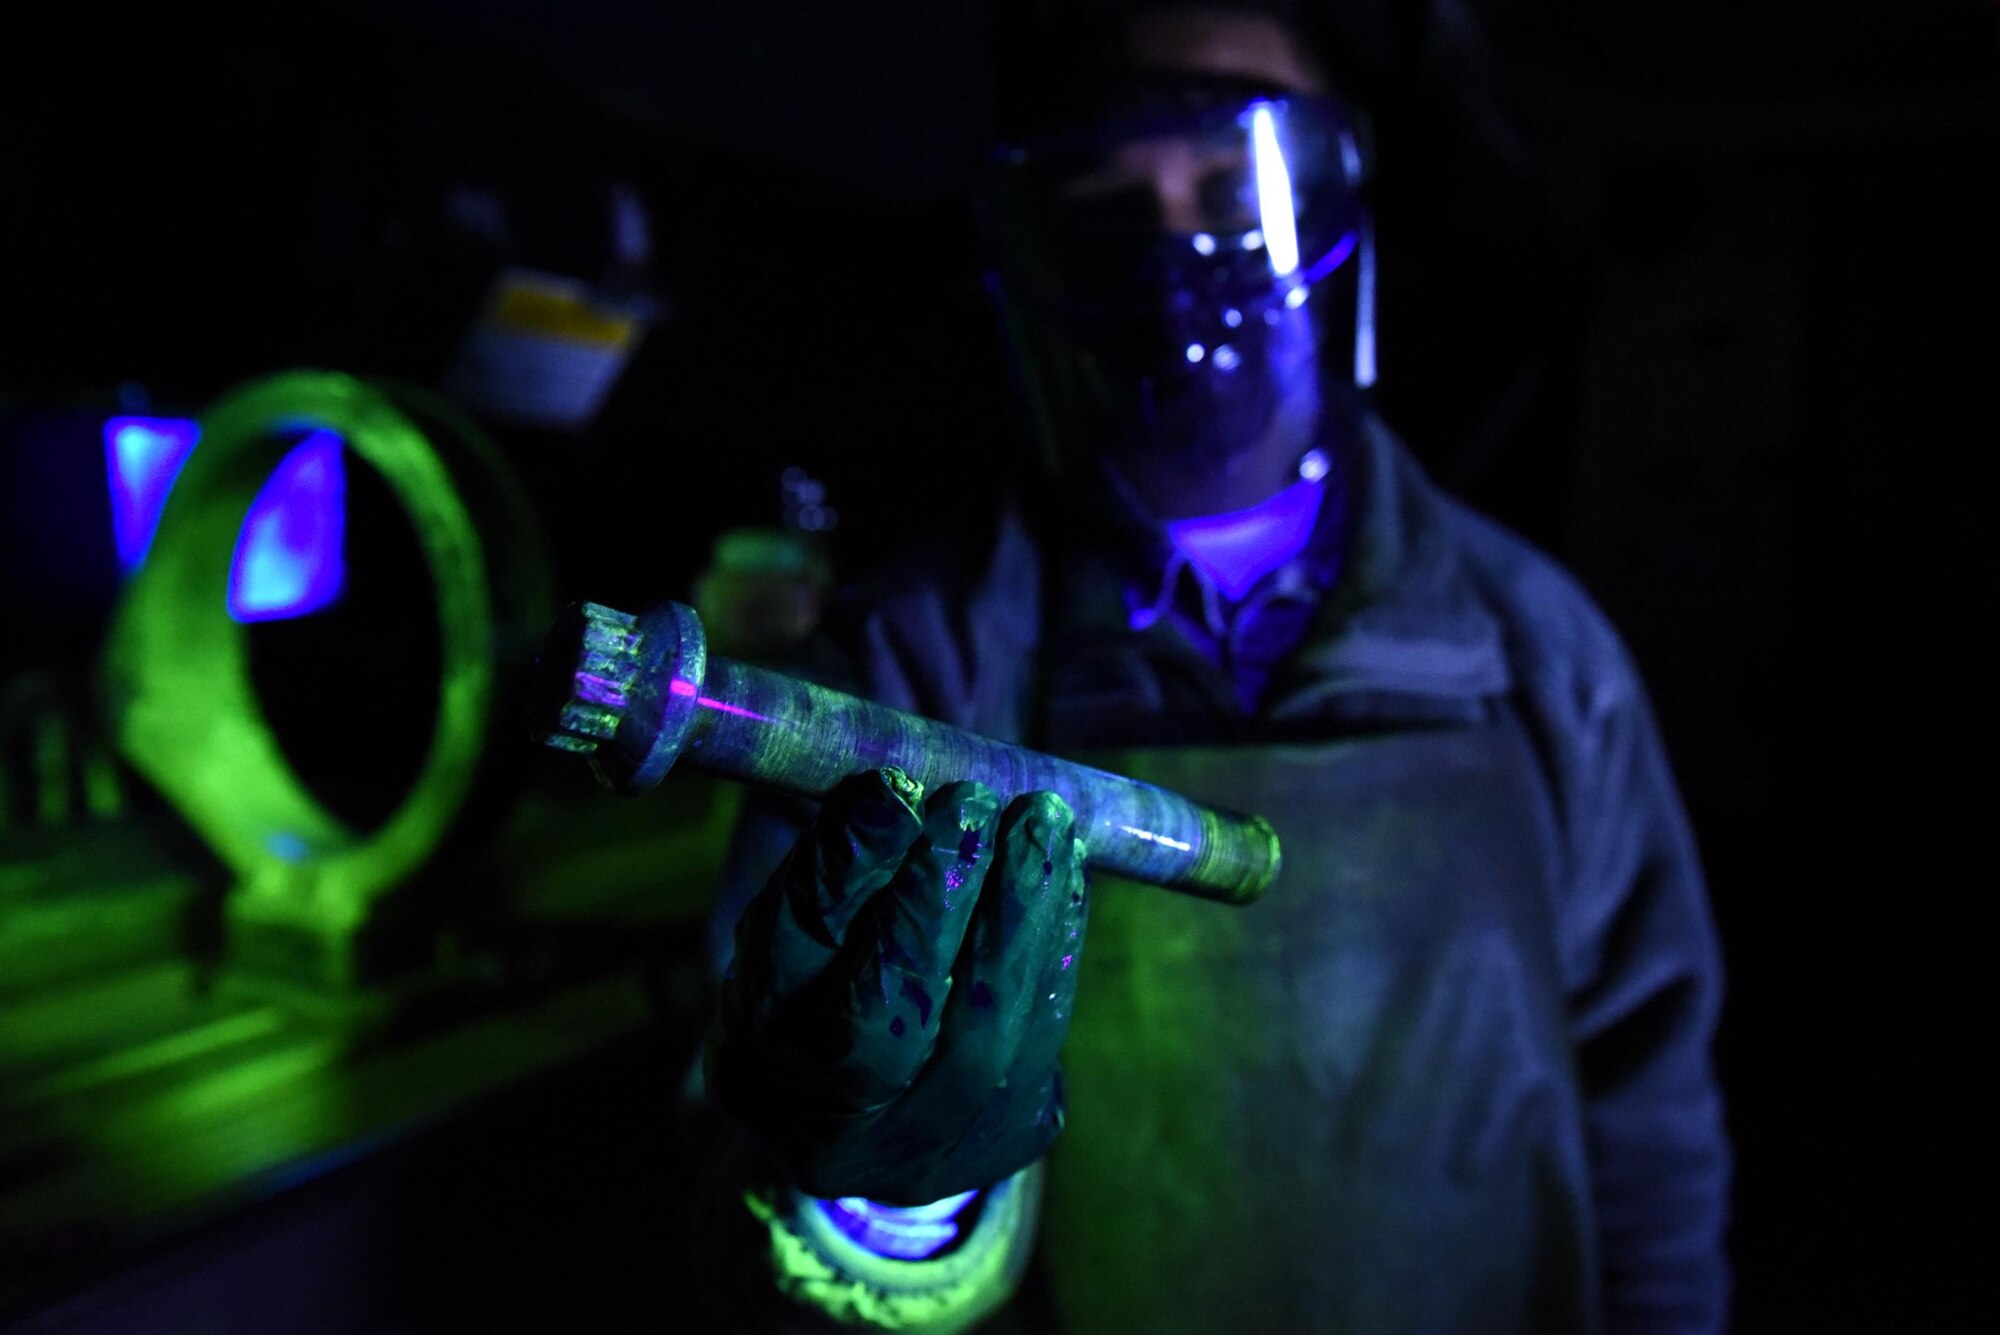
[25,1010,288,1102]
[751,1168,1036,1335]
[100,372,501,980]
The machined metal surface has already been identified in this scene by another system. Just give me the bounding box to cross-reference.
[537,600,1281,904]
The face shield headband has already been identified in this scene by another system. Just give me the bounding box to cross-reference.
[985,89,1375,524]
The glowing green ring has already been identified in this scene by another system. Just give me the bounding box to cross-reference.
[104,371,499,930]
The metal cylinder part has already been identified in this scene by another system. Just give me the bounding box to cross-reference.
[536,601,1280,905]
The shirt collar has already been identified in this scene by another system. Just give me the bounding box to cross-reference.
[1047,414,1512,722]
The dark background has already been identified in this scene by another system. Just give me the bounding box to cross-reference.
[2,1,1993,1328]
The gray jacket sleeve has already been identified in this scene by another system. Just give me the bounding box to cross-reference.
[1549,634,1732,1334]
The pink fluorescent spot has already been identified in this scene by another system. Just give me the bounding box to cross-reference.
[669,676,774,722]
[1060,954,1074,970]
[698,695,773,722]
[575,672,627,707]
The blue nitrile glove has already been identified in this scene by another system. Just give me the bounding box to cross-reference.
[706,767,1090,1206]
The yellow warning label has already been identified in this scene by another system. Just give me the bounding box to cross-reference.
[488,274,639,349]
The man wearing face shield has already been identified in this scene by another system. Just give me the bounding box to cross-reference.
[690,5,1730,1333]
[981,53,1376,724]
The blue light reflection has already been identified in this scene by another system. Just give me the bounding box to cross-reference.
[1249,104,1299,277]
[817,1190,980,1260]
[105,416,201,571]
[227,431,346,622]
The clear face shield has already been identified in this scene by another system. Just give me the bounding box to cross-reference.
[986,91,1373,523]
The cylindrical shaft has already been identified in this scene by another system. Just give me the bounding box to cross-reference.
[536,601,1280,904]
[686,656,1278,904]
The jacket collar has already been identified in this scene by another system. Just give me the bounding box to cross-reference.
[1260,415,1513,722]
[1038,414,1513,738]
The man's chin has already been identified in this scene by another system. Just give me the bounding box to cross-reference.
[1097,417,1304,520]
[1102,449,1298,522]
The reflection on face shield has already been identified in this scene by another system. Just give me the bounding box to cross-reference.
[1070,269,1329,521]
[988,94,1370,523]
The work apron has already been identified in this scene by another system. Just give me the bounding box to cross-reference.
[1032,724,1603,1334]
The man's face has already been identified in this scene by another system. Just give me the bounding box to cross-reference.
[1061,134,1261,239]
[990,9,1366,521]
[1060,10,1330,269]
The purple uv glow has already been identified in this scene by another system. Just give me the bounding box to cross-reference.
[1299,229,1358,286]
[1162,475,1326,603]
[574,673,627,707]
[228,431,346,623]
[818,1190,980,1260]
[105,416,201,571]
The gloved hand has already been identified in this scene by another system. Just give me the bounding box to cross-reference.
[706,767,1089,1206]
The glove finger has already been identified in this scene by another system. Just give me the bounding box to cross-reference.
[901,791,1078,1118]
[1003,830,1090,1085]
[828,780,1001,1108]
[730,767,925,1009]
